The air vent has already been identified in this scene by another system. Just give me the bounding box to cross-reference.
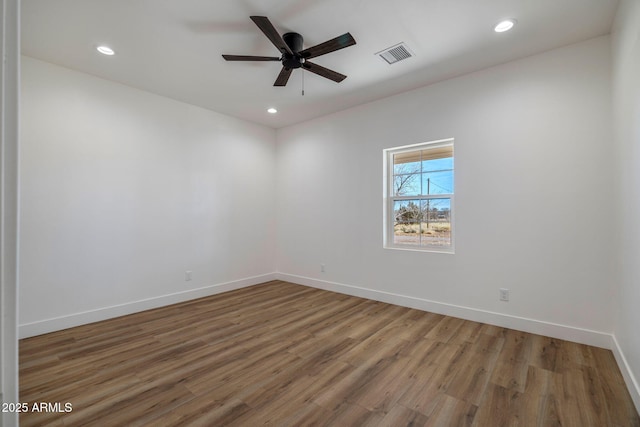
[376,42,413,65]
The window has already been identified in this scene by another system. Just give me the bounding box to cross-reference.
[384,139,454,252]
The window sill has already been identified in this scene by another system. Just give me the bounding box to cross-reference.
[383,245,455,254]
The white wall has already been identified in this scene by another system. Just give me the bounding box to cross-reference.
[276,36,614,346]
[612,0,640,410]
[19,57,277,336]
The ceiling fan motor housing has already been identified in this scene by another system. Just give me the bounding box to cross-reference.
[282,32,304,69]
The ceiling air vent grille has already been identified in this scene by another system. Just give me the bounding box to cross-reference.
[376,42,413,65]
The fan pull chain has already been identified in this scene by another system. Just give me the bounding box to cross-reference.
[302,69,305,96]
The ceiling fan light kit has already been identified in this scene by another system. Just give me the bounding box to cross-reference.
[222,16,356,87]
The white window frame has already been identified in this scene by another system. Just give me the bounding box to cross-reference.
[383,138,455,253]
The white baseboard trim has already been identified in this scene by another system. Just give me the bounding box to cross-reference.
[275,272,613,349]
[19,273,277,339]
[611,334,640,413]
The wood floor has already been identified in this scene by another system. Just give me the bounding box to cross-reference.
[20,281,639,426]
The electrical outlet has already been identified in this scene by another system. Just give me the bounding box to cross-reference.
[320,264,325,273]
[185,271,192,281]
[499,288,509,301]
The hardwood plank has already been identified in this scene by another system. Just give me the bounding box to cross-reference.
[140,397,252,427]
[424,315,465,343]
[448,319,484,345]
[425,394,477,426]
[312,356,400,409]
[397,342,475,416]
[520,365,564,426]
[19,280,639,426]
[352,356,413,413]
[554,365,609,427]
[445,344,500,405]
[60,381,195,427]
[378,404,429,426]
[591,347,640,426]
[529,335,562,372]
[490,360,529,393]
[471,383,523,427]
[498,328,532,363]
[287,401,384,427]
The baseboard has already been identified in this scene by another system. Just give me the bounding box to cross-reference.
[611,334,640,413]
[275,272,613,349]
[18,273,277,339]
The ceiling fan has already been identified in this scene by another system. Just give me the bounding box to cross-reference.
[222,16,356,87]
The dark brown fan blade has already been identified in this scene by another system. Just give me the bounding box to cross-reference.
[302,61,347,83]
[222,54,281,61]
[250,16,293,55]
[300,33,356,59]
[274,67,293,86]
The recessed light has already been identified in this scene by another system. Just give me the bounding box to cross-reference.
[96,45,115,56]
[494,19,516,33]
[267,108,277,114]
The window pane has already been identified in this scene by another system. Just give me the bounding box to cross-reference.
[393,157,421,196]
[393,200,421,245]
[421,170,453,195]
[394,173,420,196]
[394,151,421,170]
[422,156,453,172]
[420,198,451,247]
[393,157,420,175]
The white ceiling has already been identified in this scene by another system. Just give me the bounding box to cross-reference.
[21,0,619,129]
